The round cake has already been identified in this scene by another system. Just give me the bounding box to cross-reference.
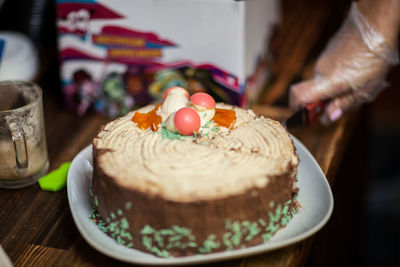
[91,88,299,258]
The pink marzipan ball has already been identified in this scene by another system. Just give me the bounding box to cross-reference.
[174,107,201,136]
[189,92,216,108]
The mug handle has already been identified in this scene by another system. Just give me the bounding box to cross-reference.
[8,119,28,174]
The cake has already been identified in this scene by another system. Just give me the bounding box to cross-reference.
[91,87,299,258]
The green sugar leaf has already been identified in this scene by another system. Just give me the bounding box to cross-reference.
[281,215,290,226]
[154,232,164,247]
[160,229,175,235]
[208,234,216,240]
[223,232,232,239]
[109,222,118,232]
[114,227,121,236]
[151,246,162,255]
[204,239,220,249]
[141,225,155,235]
[241,221,250,228]
[160,250,171,258]
[120,218,129,230]
[116,236,125,245]
[232,232,241,246]
[98,225,109,233]
[232,221,241,233]
[172,225,189,235]
[200,234,220,253]
[38,162,71,191]
[223,235,233,251]
[262,233,272,242]
[168,235,183,242]
[211,127,220,133]
[269,201,275,208]
[160,125,183,140]
[188,242,197,247]
[291,207,296,216]
[276,204,282,218]
[173,241,181,247]
[117,209,123,216]
[245,235,253,242]
[142,236,152,250]
[269,204,282,224]
[282,205,289,215]
[266,223,279,233]
[258,219,266,227]
[249,223,260,236]
[198,247,209,254]
[89,187,93,197]
[225,219,232,230]
[122,231,133,240]
[125,201,132,210]
[201,247,211,253]
[204,120,212,128]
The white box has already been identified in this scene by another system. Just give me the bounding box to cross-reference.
[56,0,279,116]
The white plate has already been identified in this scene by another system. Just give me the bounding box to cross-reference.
[67,136,333,266]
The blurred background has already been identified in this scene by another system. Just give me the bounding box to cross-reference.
[0,0,399,266]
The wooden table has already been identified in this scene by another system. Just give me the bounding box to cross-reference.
[0,0,358,266]
[0,96,358,267]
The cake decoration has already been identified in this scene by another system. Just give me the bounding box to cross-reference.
[162,86,189,101]
[160,123,185,140]
[190,92,216,109]
[132,86,234,137]
[212,108,236,129]
[131,103,162,131]
[173,107,201,136]
[161,87,189,117]
[190,92,216,127]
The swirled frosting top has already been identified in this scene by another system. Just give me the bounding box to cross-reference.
[93,103,298,202]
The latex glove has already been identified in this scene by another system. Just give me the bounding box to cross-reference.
[289,3,399,125]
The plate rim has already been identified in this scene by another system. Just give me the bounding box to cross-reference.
[67,136,334,265]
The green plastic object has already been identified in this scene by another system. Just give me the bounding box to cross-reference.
[38,162,72,191]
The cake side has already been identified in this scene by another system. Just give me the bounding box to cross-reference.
[91,154,298,257]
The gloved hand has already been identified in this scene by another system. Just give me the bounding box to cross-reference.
[289,2,399,125]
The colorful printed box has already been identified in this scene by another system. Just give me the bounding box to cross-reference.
[56,0,279,116]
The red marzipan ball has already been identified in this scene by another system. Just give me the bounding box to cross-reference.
[189,92,216,108]
[162,87,189,101]
[174,107,201,136]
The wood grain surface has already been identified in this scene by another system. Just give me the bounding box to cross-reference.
[0,0,356,266]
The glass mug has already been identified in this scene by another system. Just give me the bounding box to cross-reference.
[0,81,49,188]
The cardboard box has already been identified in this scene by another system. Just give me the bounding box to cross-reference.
[56,0,279,116]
